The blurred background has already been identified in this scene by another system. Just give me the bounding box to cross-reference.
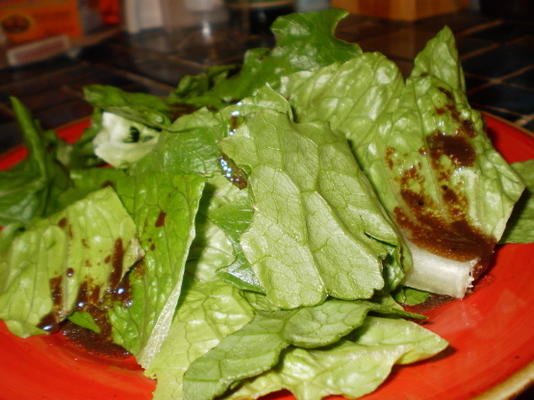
[0,0,532,398]
[0,0,533,153]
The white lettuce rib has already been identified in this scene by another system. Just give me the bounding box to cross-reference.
[404,240,476,298]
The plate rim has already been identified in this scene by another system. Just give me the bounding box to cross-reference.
[472,111,534,400]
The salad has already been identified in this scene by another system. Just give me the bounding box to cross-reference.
[0,9,533,400]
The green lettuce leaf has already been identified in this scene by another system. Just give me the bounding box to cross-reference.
[56,167,130,209]
[0,187,142,337]
[84,84,173,128]
[85,85,205,168]
[170,9,361,108]
[108,171,205,368]
[138,108,227,177]
[200,177,259,292]
[68,310,101,333]
[147,279,254,400]
[280,27,524,297]
[92,112,161,168]
[184,300,380,400]
[220,87,405,308]
[185,178,238,283]
[170,64,237,106]
[393,286,431,306]
[501,159,534,243]
[186,175,261,291]
[0,98,71,226]
[32,156,206,367]
[228,316,447,400]
[55,151,207,367]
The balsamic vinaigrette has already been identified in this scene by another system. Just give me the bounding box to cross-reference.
[388,87,495,274]
[168,103,199,121]
[218,114,249,189]
[37,218,141,357]
[219,154,248,189]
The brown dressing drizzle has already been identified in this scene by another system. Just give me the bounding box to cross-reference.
[37,235,141,356]
[109,239,125,289]
[169,103,199,121]
[60,320,130,358]
[61,265,137,356]
[37,276,64,333]
[428,131,475,167]
[155,211,166,228]
[219,153,248,189]
[386,87,495,268]
[100,180,115,188]
[394,198,495,262]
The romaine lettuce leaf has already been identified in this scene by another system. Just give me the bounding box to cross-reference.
[185,175,251,284]
[170,64,237,106]
[108,171,204,368]
[228,316,447,400]
[0,98,71,226]
[147,279,254,400]
[280,27,525,297]
[57,167,130,209]
[85,85,207,168]
[0,187,142,337]
[393,286,431,306]
[220,87,405,308]
[137,108,227,177]
[187,175,262,291]
[183,299,427,400]
[501,159,534,243]
[34,158,206,366]
[170,9,361,108]
[54,151,207,368]
[183,300,377,400]
[93,112,161,168]
[84,84,173,128]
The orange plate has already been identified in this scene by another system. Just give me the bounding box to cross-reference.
[0,115,533,400]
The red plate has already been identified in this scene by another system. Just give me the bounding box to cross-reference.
[0,114,533,400]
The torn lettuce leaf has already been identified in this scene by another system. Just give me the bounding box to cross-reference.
[170,64,237,106]
[35,159,206,368]
[200,176,259,291]
[84,84,173,128]
[51,151,206,368]
[56,167,130,210]
[108,171,205,368]
[185,175,249,284]
[227,316,447,400]
[187,175,261,291]
[501,159,534,244]
[147,279,254,400]
[93,112,161,168]
[184,300,379,400]
[183,299,427,400]
[393,286,431,306]
[85,84,205,168]
[220,87,405,308]
[68,310,101,333]
[0,98,71,227]
[0,187,142,337]
[138,108,227,177]
[169,8,361,108]
[280,27,524,297]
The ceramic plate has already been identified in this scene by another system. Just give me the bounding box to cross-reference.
[0,114,533,400]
